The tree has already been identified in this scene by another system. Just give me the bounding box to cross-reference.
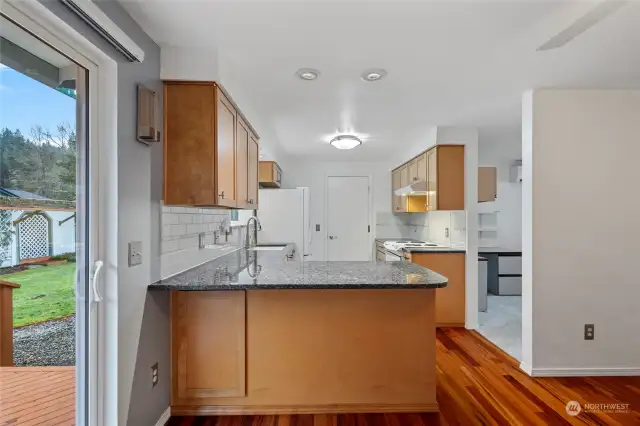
[0,124,76,201]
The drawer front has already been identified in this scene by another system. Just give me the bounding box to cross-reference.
[499,256,522,275]
[498,276,522,295]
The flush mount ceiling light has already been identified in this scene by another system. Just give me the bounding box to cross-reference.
[361,69,387,82]
[296,68,320,81]
[329,134,362,150]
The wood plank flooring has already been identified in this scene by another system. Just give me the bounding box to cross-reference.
[0,366,75,426]
[169,329,640,426]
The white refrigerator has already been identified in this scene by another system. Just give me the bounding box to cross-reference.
[257,187,312,257]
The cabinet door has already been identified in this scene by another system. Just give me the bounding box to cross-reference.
[478,167,497,202]
[236,117,250,209]
[172,291,246,401]
[392,168,405,213]
[417,153,427,182]
[409,253,466,326]
[216,89,237,207]
[400,165,409,188]
[274,164,282,187]
[248,133,259,208]
[408,159,419,183]
[164,83,216,206]
[426,148,438,210]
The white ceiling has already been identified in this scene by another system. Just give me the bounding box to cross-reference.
[122,0,640,161]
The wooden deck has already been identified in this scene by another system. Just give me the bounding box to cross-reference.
[0,367,75,426]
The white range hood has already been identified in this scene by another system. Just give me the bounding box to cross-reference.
[394,180,428,196]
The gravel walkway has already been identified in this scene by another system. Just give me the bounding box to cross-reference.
[13,316,75,367]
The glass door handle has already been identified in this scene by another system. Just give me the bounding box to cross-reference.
[91,260,104,303]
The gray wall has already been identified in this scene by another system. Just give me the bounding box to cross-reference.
[37,1,168,425]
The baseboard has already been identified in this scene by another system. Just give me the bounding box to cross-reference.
[520,362,640,377]
[171,403,439,416]
[154,407,171,426]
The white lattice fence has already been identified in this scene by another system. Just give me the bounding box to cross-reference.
[0,211,11,265]
[18,213,50,260]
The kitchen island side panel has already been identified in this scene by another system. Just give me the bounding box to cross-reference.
[171,289,437,414]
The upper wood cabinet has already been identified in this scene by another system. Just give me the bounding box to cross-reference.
[247,133,259,207]
[163,81,259,208]
[235,118,250,209]
[259,161,282,188]
[478,167,497,203]
[392,168,405,213]
[392,145,465,212]
[416,153,427,182]
[171,291,246,402]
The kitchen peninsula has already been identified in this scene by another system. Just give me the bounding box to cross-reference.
[149,244,448,415]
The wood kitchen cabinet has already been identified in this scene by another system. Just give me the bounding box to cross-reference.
[163,81,259,208]
[408,154,427,184]
[171,291,246,401]
[259,161,282,188]
[247,133,259,207]
[392,167,406,213]
[478,166,497,203]
[235,117,260,209]
[405,252,466,327]
[392,145,465,213]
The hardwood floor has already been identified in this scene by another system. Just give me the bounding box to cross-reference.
[0,366,75,426]
[168,329,640,426]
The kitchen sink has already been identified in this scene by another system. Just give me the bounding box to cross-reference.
[248,245,286,251]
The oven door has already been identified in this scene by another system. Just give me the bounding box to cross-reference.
[385,250,403,262]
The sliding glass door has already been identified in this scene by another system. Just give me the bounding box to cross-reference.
[0,12,98,426]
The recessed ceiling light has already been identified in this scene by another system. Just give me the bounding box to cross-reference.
[296,68,320,81]
[329,134,362,150]
[361,69,387,82]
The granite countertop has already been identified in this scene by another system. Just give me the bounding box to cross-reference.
[149,243,448,290]
[478,247,522,254]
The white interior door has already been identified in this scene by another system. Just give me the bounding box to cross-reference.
[326,176,370,261]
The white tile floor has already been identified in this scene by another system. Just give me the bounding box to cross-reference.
[478,295,522,360]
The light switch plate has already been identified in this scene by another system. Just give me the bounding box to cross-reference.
[128,241,142,267]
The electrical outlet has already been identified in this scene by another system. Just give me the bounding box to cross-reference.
[128,241,142,267]
[151,362,159,388]
[584,324,595,340]
[198,232,206,249]
[316,224,320,231]
[445,227,450,238]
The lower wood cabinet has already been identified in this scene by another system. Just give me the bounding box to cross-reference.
[405,252,466,327]
[171,291,246,401]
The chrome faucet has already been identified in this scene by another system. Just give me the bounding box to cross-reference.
[245,216,262,248]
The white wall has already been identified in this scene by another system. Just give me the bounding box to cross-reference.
[522,89,640,375]
[478,130,522,249]
[286,161,390,261]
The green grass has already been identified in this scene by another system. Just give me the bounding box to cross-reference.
[3,263,76,327]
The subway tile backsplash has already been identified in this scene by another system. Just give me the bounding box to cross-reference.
[161,206,229,254]
[160,205,247,278]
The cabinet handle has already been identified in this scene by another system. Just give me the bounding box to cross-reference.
[219,191,225,199]
[249,199,254,204]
